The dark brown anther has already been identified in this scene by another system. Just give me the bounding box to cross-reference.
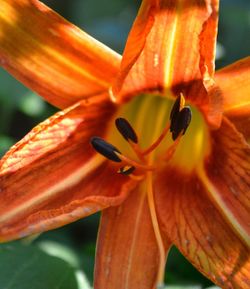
[171,106,192,140]
[90,137,121,162]
[170,95,181,121]
[170,94,186,133]
[115,118,138,143]
[118,166,135,175]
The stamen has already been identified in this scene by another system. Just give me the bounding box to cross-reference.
[90,137,121,162]
[170,96,180,122]
[142,124,170,156]
[170,93,185,122]
[128,174,145,181]
[115,117,138,143]
[164,135,181,162]
[117,166,135,175]
[129,142,145,162]
[118,166,145,181]
[171,106,192,140]
[115,152,155,171]
[91,94,190,177]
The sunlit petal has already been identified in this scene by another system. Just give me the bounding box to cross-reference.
[0,0,121,109]
[112,0,219,105]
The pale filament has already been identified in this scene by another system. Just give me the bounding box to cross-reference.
[115,153,155,171]
[142,124,171,156]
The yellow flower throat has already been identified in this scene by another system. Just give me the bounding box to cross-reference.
[107,94,210,174]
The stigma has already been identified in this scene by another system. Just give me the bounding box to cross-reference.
[90,94,192,178]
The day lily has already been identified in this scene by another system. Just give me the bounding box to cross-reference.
[0,0,249,288]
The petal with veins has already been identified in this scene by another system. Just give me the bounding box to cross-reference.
[95,186,171,289]
[200,117,250,247]
[0,96,136,242]
[155,168,250,289]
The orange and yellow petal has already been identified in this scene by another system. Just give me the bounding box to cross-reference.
[0,162,136,242]
[94,186,171,289]
[155,169,250,289]
[0,96,134,242]
[200,117,250,247]
[215,57,250,140]
[0,0,121,109]
[112,0,219,106]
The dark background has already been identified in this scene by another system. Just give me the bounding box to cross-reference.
[0,0,249,288]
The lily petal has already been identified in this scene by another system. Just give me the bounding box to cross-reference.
[0,0,121,109]
[0,96,135,242]
[112,0,218,104]
[95,186,171,289]
[215,57,250,140]
[155,168,250,288]
[200,117,250,247]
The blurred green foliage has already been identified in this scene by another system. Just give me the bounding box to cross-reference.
[0,0,249,288]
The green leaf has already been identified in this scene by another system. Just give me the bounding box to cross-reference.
[75,270,92,289]
[0,134,14,156]
[38,240,80,268]
[38,241,92,289]
[0,243,78,289]
[19,92,46,117]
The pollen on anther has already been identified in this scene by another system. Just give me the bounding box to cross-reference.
[118,166,135,175]
[170,93,185,122]
[90,137,121,162]
[115,117,138,143]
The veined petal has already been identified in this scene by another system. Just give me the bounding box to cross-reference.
[155,169,250,289]
[215,57,250,140]
[0,96,135,242]
[0,162,135,242]
[0,0,121,109]
[94,186,171,289]
[112,0,219,105]
[0,94,111,175]
[199,117,250,247]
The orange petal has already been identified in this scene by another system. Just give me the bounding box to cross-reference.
[112,0,219,104]
[215,57,250,140]
[0,96,136,242]
[94,186,171,289]
[0,0,121,109]
[155,168,250,288]
[199,117,250,247]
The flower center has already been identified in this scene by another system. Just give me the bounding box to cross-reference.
[90,93,210,288]
[104,94,210,174]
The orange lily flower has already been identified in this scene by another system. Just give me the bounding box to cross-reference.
[0,0,249,288]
